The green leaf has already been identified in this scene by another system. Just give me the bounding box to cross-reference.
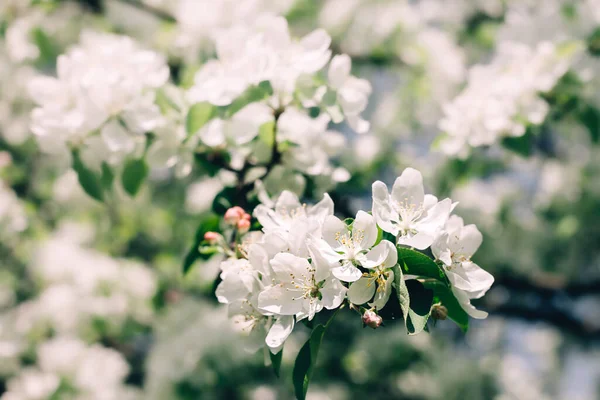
[373,226,384,246]
[392,264,434,335]
[405,280,433,334]
[186,102,215,136]
[292,311,338,400]
[212,186,237,215]
[100,163,114,191]
[396,247,445,281]
[257,121,276,147]
[31,28,59,66]
[182,214,221,274]
[343,218,354,226]
[269,349,283,378]
[501,127,535,157]
[121,158,148,197]
[293,325,326,400]
[218,81,273,118]
[579,105,600,143]
[422,280,469,332]
[71,150,103,202]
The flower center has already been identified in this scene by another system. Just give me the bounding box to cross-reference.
[392,198,425,237]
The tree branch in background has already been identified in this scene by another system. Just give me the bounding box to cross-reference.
[482,273,600,340]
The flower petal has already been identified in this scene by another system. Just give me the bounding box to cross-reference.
[266,316,294,354]
[347,277,376,305]
[391,168,425,209]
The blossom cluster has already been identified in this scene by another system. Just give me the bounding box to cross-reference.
[438,40,581,158]
[214,167,494,354]
[1,337,138,400]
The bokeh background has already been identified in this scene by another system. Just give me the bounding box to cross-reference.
[2,1,600,399]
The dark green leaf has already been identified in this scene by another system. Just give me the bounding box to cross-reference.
[405,279,433,334]
[293,311,338,400]
[269,349,283,378]
[293,325,326,400]
[343,218,354,226]
[212,186,237,215]
[392,264,434,335]
[422,280,469,332]
[396,247,445,281]
[122,158,148,197]
[579,105,600,143]
[186,102,215,136]
[183,214,221,274]
[501,127,535,157]
[31,28,59,66]
[100,163,114,191]
[72,150,103,202]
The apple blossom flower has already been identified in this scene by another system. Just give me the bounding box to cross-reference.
[258,252,346,321]
[432,216,494,318]
[372,168,453,250]
[310,211,378,282]
[327,54,372,133]
[347,240,397,310]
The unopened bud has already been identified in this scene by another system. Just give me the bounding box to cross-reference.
[224,206,246,225]
[431,304,448,320]
[237,218,251,234]
[362,310,383,329]
[204,231,220,244]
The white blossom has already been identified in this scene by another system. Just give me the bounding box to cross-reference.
[372,168,453,250]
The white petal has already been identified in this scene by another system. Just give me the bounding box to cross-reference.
[353,210,378,250]
[270,253,311,282]
[372,181,399,235]
[347,277,375,305]
[308,193,334,221]
[198,119,225,147]
[258,285,303,315]
[101,120,134,153]
[331,262,362,282]
[320,278,347,310]
[459,224,483,257]
[266,316,294,354]
[322,215,348,251]
[452,287,488,319]
[363,240,397,269]
[371,270,394,310]
[391,168,425,209]
[275,191,302,217]
[328,54,351,89]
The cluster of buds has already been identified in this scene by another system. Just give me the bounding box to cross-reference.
[224,206,251,233]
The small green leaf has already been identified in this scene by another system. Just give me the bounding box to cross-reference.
[422,280,469,332]
[396,247,445,281]
[72,150,103,202]
[182,214,221,274]
[186,102,215,136]
[269,349,283,378]
[218,81,273,118]
[373,226,384,246]
[257,121,276,147]
[343,218,354,226]
[122,158,148,197]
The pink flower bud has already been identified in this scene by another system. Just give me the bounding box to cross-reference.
[224,206,246,225]
[362,310,383,329]
[237,218,251,234]
[204,231,220,244]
